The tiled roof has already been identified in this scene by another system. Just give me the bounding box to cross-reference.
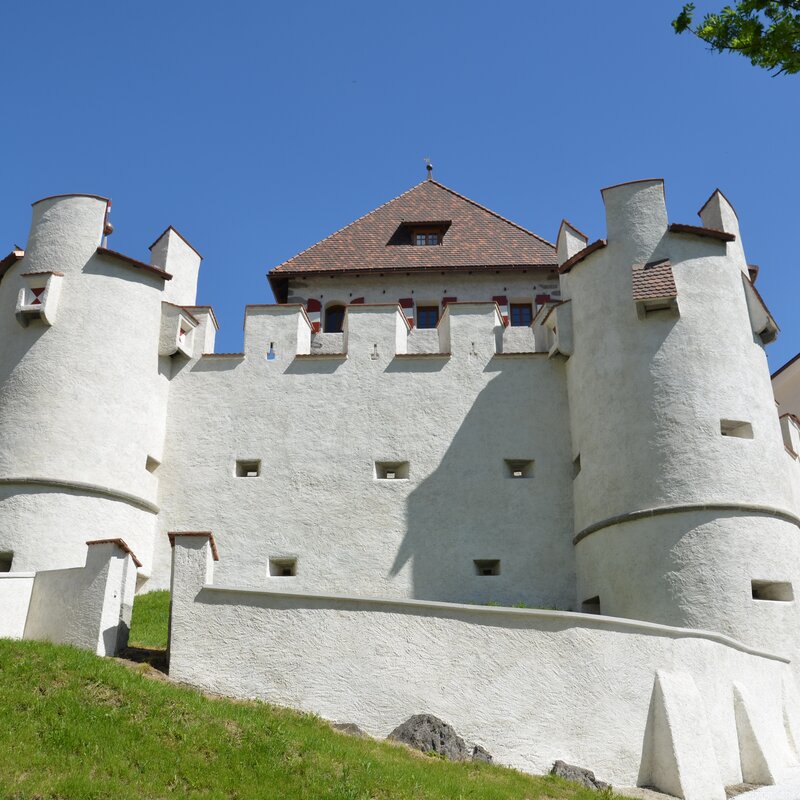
[631,259,677,301]
[668,223,735,242]
[269,180,556,279]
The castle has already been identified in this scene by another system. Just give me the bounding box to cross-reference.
[3,176,800,798]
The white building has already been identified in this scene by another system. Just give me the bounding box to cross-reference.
[3,176,800,797]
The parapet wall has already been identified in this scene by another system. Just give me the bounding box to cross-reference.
[1,539,138,656]
[238,301,535,360]
[169,535,800,798]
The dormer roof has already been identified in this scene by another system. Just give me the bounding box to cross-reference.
[268,180,556,297]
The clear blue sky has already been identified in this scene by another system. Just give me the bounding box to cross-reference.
[2,1,798,367]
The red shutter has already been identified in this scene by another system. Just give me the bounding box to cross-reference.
[351,297,364,304]
[306,299,321,312]
[398,298,414,309]
[535,294,551,305]
[442,296,457,307]
[492,295,508,305]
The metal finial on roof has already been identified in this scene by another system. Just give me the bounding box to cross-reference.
[424,157,433,181]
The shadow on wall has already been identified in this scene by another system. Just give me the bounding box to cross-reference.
[388,362,575,607]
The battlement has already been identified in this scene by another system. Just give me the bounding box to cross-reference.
[230,301,541,362]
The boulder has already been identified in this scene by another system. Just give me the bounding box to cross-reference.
[471,744,493,763]
[388,714,492,763]
[551,760,610,791]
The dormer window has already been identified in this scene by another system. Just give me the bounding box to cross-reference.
[387,221,451,247]
[413,226,443,246]
[415,231,440,246]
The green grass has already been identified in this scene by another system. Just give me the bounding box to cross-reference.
[0,637,628,800]
[128,589,170,649]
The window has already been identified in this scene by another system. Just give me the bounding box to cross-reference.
[0,552,12,572]
[417,306,439,329]
[582,596,601,614]
[145,456,160,473]
[324,305,346,333]
[415,232,440,246]
[235,459,261,477]
[387,221,450,246]
[505,459,533,478]
[752,580,793,602]
[509,303,533,327]
[720,420,753,439]
[474,559,500,576]
[375,461,409,480]
[269,557,297,577]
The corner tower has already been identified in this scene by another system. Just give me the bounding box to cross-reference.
[0,195,200,585]
[561,179,799,657]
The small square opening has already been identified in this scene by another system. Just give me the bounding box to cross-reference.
[582,596,601,614]
[721,420,753,439]
[269,557,297,577]
[375,461,409,480]
[752,580,793,602]
[573,453,581,478]
[236,459,261,477]
[0,552,12,572]
[505,459,533,479]
[145,455,160,473]
[474,559,500,576]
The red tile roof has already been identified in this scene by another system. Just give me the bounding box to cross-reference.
[269,180,556,287]
[668,223,735,242]
[631,260,677,301]
[558,239,607,274]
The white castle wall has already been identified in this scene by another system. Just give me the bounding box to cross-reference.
[24,539,138,656]
[154,302,575,606]
[1,540,137,656]
[284,270,561,327]
[773,356,800,417]
[169,535,800,798]
[0,572,34,638]
[563,180,800,659]
[0,196,173,578]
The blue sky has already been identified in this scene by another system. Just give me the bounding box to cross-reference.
[2,1,798,367]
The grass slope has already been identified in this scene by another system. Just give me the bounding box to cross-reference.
[128,589,170,649]
[0,593,623,800]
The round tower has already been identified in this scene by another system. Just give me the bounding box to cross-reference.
[562,179,800,657]
[0,195,172,582]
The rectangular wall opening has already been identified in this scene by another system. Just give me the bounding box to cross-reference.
[720,420,754,439]
[269,557,297,577]
[236,459,261,477]
[582,596,601,614]
[375,461,409,480]
[573,453,581,478]
[474,559,500,576]
[0,552,12,572]
[505,459,533,479]
[752,580,794,602]
[145,455,160,473]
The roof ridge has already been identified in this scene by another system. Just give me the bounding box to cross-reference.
[429,179,555,248]
[272,180,430,271]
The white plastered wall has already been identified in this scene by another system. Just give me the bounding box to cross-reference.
[285,270,561,325]
[0,196,173,578]
[168,537,799,797]
[153,303,575,606]
[773,358,800,418]
[0,572,34,638]
[21,540,137,655]
[564,180,800,660]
